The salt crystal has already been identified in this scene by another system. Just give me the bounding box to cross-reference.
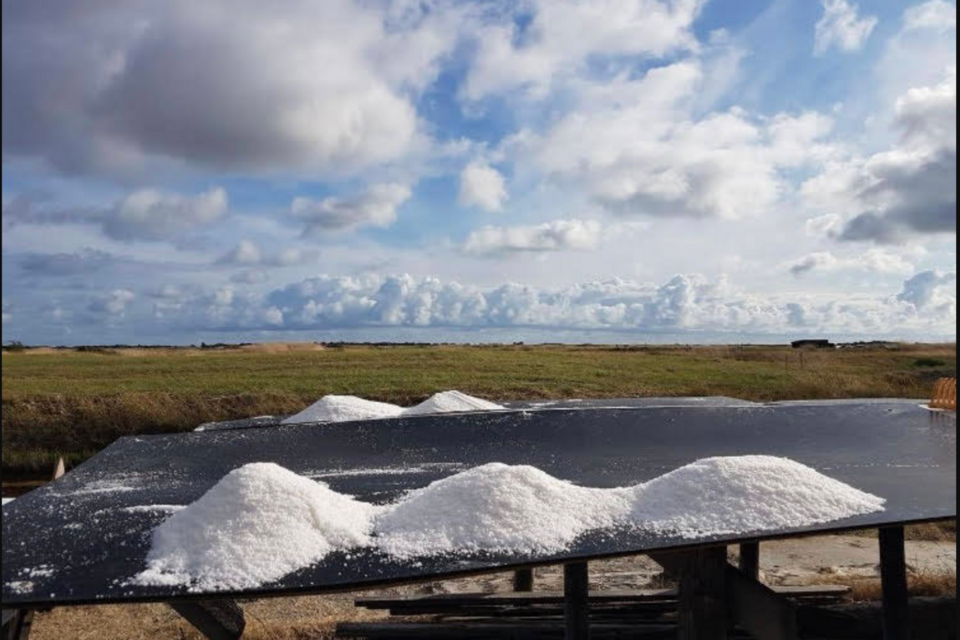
[403,390,505,416]
[281,396,404,425]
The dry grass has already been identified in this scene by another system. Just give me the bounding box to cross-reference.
[3,343,955,477]
[814,567,958,602]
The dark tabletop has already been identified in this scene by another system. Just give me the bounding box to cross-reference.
[2,399,955,607]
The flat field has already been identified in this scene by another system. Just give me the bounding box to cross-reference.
[2,343,956,477]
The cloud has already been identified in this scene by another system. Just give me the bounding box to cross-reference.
[217,240,262,266]
[903,0,956,32]
[459,161,508,212]
[464,220,603,256]
[19,249,116,276]
[0,0,460,178]
[149,272,953,337]
[217,241,315,267]
[523,59,839,219]
[88,289,135,316]
[460,0,702,101]
[814,0,878,55]
[804,68,956,244]
[786,250,916,277]
[3,187,228,242]
[292,183,411,235]
[897,270,957,311]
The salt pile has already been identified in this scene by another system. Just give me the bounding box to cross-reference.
[137,457,884,589]
[375,463,633,557]
[135,463,378,590]
[281,395,404,425]
[629,456,887,537]
[403,390,505,416]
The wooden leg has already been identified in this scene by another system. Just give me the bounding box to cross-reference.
[879,526,910,640]
[169,600,245,640]
[513,568,534,592]
[564,562,590,640]
[738,542,760,581]
[676,548,728,640]
[2,609,34,640]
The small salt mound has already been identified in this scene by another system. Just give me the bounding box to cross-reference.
[282,396,404,425]
[630,456,885,537]
[403,390,505,416]
[136,463,378,590]
[375,463,632,557]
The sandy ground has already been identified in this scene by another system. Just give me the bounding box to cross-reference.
[24,535,956,640]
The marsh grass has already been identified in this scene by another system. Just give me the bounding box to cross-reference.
[2,343,955,477]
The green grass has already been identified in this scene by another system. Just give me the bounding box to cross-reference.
[2,343,956,478]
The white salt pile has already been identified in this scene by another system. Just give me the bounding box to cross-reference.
[629,456,887,537]
[1,498,13,506]
[402,390,505,416]
[135,463,378,590]
[281,396,404,425]
[137,456,884,589]
[375,463,632,557]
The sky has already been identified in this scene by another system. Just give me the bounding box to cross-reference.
[1,0,956,345]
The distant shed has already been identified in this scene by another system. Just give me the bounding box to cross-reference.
[791,339,835,349]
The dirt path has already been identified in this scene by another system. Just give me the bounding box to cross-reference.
[25,535,956,639]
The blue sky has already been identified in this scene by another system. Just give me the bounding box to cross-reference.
[1,0,956,345]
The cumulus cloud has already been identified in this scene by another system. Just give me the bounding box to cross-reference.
[217,241,315,267]
[803,67,956,244]
[814,0,878,55]
[3,187,228,242]
[464,220,603,256]
[88,289,135,316]
[461,0,702,101]
[459,161,508,211]
[0,0,462,178]
[896,270,957,311]
[139,272,954,338]
[523,60,839,219]
[292,183,411,235]
[786,250,916,277]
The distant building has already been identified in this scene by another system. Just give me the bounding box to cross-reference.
[791,339,835,349]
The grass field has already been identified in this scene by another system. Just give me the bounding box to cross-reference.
[2,343,956,478]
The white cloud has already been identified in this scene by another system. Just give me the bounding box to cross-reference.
[522,60,838,219]
[216,242,313,267]
[814,0,878,55]
[461,0,702,101]
[217,240,262,266]
[464,220,603,256]
[802,67,956,244]
[786,250,916,277]
[1,0,460,178]
[292,183,412,235]
[200,272,948,337]
[897,270,957,311]
[3,186,228,242]
[88,289,135,316]
[459,161,508,212]
[903,0,956,32]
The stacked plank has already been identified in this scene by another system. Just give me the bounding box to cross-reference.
[931,378,957,411]
[337,586,850,639]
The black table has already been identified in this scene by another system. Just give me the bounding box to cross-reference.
[2,399,955,640]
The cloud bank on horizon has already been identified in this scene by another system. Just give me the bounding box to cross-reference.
[1,0,956,344]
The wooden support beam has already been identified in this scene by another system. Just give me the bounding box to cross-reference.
[169,600,245,640]
[514,568,535,592]
[675,548,728,640]
[738,542,760,581]
[879,526,910,640]
[651,549,798,640]
[2,609,33,640]
[564,562,590,640]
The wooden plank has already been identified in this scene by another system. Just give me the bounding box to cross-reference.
[879,526,910,640]
[675,547,728,640]
[336,621,679,639]
[514,568,535,592]
[169,600,245,640]
[738,542,760,580]
[51,458,65,481]
[564,562,590,640]
[2,609,33,640]
[727,566,798,640]
[355,584,849,610]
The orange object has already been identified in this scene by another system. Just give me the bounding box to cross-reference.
[931,378,957,411]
